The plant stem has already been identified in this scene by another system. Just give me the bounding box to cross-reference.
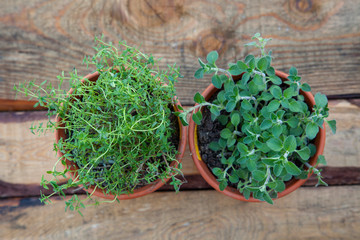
[210,67,233,82]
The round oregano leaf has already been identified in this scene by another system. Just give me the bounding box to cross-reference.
[252,170,266,181]
[179,113,189,126]
[262,157,278,165]
[267,181,277,189]
[257,57,268,71]
[269,76,282,85]
[253,74,264,85]
[194,92,205,104]
[289,100,303,113]
[305,122,319,140]
[326,119,336,134]
[198,58,206,67]
[220,128,232,139]
[212,75,222,89]
[246,158,257,171]
[273,164,283,177]
[210,106,220,117]
[248,80,259,95]
[231,113,240,126]
[286,117,299,128]
[208,141,221,151]
[301,83,311,92]
[229,174,239,184]
[284,161,301,176]
[271,124,283,138]
[243,188,251,199]
[237,142,248,154]
[237,61,248,71]
[296,147,311,160]
[229,64,241,75]
[260,119,273,130]
[266,67,275,76]
[245,54,254,64]
[260,92,273,101]
[192,111,202,125]
[283,87,295,99]
[241,72,251,85]
[317,155,327,165]
[267,100,280,112]
[241,100,253,110]
[289,66,298,76]
[284,135,297,152]
[263,191,274,205]
[194,68,204,79]
[217,91,226,103]
[314,93,328,108]
[206,51,219,64]
[225,100,236,112]
[274,180,285,192]
[228,156,235,165]
[227,137,236,148]
[270,86,282,99]
[266,138,283,151]
[248,57,255,70]
[219,179,228,191]
[212,167,222,177]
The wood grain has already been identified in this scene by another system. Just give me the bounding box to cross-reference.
[0,99,47,112]
[0,100,358,186]
[0,0,359,105]
[2,166,360,199]
[1,186,360,240]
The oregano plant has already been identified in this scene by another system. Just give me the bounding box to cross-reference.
[14,36,184,215]
[178,33,336,204]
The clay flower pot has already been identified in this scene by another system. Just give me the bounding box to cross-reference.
[55,71,187,200]
[188,70,326,202]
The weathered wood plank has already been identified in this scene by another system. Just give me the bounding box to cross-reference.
[0,100,357,186]
[0,0,359,104]
[0,99,46,112]
[2,166,360,198]
[1,186,360,240]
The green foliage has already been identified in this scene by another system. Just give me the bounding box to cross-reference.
[179,33,336,204]
[15,36,184,214]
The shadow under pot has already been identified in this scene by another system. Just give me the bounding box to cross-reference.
[55,71,187,200]
[188,70,326,202]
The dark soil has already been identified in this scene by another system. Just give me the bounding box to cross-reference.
[197,93,229,171]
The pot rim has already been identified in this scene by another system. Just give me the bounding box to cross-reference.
[55,71,187,200]
[188,70,326,202]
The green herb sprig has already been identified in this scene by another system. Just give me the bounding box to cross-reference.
[14,36,184,214]
[179,33,336,204]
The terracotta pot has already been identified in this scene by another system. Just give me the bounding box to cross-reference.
[55,71,187,200]
[188,70,326,202]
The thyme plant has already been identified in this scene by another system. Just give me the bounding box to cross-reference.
[179,33,336,204]
[14,37,183,214]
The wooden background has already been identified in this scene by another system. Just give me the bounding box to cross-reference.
[1,0,359,239]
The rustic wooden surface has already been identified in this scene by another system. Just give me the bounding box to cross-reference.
[1,187,360,240]
[0,101,359,239]
[1,0,360,239]
[0,0,360,104]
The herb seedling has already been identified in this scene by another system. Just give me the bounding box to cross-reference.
[179,33,336,204]
[14,36,184,214]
